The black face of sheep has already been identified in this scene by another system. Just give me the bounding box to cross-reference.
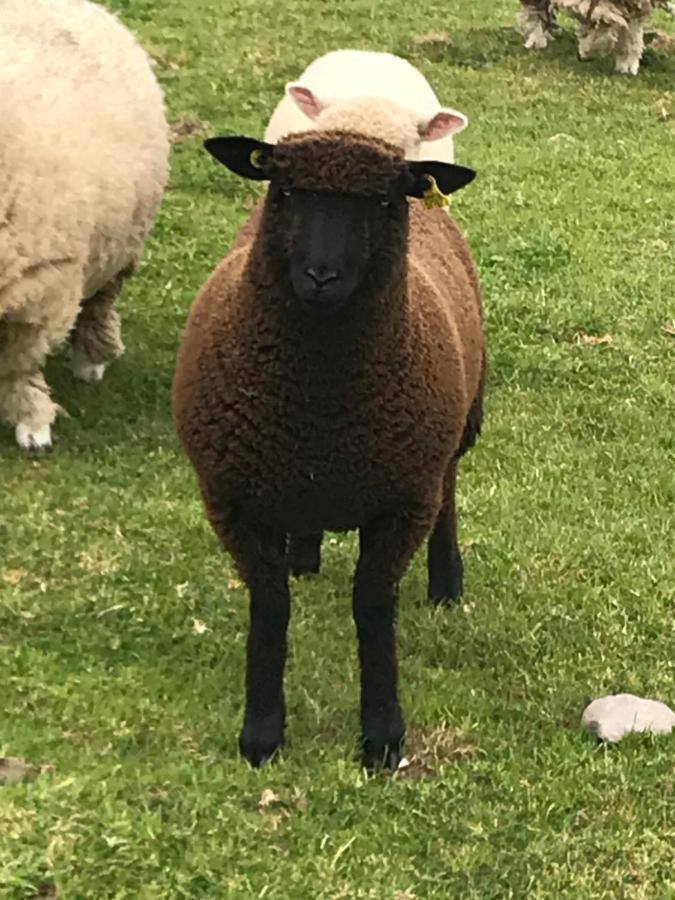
[276,187,400,311]
[204,134,476,313]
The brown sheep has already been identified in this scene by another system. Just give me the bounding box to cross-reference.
[172,130,486,769]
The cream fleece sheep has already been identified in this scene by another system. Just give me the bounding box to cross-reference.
[518,0,675,74]
[0,0,169,451]
[264,49,468,163]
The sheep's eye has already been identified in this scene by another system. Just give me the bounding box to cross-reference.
[379,199,391,208]
[281,187,293,198]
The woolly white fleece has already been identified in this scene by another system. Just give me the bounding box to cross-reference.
[0,0,169,448]
[264,49,462,163]
[310,97,429,160]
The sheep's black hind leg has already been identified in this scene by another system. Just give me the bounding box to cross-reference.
[427,462,464,605]
[428,365,484,605]
[287,532,323,576]
[354,510,430,770]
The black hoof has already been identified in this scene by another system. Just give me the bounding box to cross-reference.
[428,554,464,606]
[239,711,284,767]
[428,584,463,606]
[361,704,405,771]
[362,739,404,771]
[287,534,322,577]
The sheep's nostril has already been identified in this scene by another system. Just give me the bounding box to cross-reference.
[305,267,339,288]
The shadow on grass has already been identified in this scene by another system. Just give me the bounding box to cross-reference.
[0,346,178,457]
[403,25,531,71]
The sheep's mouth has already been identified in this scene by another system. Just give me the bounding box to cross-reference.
[297,289,351,316]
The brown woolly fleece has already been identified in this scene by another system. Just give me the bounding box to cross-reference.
[173,133,485,575]
[173,130,486,766]
[269,130,407,196]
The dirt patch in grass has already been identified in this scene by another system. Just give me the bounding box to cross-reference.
[397,723,479,780]
[411,31,453,61]
[32,886,57,900]
[169,118,207,145]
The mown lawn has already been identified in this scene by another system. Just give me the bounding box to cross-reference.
[1,0,674,896]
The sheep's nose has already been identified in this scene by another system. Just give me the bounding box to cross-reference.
[305,267,339,288]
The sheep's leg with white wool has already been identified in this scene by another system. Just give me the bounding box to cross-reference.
[577,21,619,62]
[0,284,80,451]
[614,20,645,75]
[70,268,130,383]
[518,0,558,50]
[354,509,433,769]
[0,367,54,452]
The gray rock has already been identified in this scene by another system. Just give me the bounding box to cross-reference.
[582,693,675,743]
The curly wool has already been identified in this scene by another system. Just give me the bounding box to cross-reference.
[519,0,674,72]
[521,0,672,25]
[174,131,486,765]
[0,0,168,440]
[270,131,407,196]
[173,133,485,555]
[264,49,459,163]
[554,0,673,24]
[519,0,674,51]
[311,97,424,160]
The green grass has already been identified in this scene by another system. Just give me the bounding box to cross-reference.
[2,0,675,896]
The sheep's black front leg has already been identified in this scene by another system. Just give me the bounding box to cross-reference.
[353,512,429,770]
[427,462,463,605]
[287,532,323,576]
[231,524,290,767]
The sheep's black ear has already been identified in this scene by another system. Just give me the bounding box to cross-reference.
[204,136,274,181]
[406,161,477,199]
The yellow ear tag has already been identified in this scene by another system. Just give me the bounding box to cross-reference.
[423,175,452,210]
[249,148,264,169]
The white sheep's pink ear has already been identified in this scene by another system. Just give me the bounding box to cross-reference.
[286,84,325,121]
[418,109,468,141]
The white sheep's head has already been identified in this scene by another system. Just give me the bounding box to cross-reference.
[204,132,476,314]
[286,84,467,159]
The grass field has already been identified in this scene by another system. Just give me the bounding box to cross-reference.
[2,0,674,896]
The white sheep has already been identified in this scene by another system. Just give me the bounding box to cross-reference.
[0,0,169,452]
[518,0,675,74]
[264,49,468,162]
